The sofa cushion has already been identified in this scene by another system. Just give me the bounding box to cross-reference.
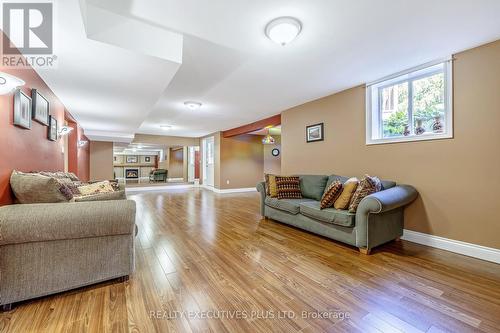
[74,190,126,202]
[276,176,302,199]
[334,177,359,210]
[10,171,73,204]
[325,174,350,188]
[265,197,314,215]
[265,174,278,197]
[77,181,115,196]
[348,175,381,213]
[299,201,355,227]
[299,175,328,200]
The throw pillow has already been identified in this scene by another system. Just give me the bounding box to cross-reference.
[348,174,381,213]
[77,180,115,196]
[265,174,278,198]
[320,180,343,209]
[74,190,126,202]
[333,177,359,210]
[275,176,302,199]
[10,170,73,203]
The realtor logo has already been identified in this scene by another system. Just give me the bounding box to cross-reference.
[2,2,53,54]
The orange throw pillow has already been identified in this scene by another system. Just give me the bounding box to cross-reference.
[333,177,359,210]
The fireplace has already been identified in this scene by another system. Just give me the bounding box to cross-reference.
[125,168,139,179]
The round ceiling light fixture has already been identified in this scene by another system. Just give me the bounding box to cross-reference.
[160,125,172,130]
[265,17,302,46]
[184,101,202,110]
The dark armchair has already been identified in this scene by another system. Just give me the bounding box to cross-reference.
[149,169,168,182]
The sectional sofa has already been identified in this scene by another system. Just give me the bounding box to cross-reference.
[257,174,418,254]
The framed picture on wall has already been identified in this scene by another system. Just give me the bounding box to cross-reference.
[145,156,151,162]
[306,123,324,143]
[48,115,58,141]
[32,89,49,125]
[127,156,138,163]
[13,89,32,129]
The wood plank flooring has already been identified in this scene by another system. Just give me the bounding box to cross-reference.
[1,188,499,332]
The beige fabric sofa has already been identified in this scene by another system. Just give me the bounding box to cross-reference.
[0,199,136,309]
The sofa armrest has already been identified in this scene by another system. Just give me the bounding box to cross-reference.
[355,185,417,249]
[0,200,136,246]
[256,182,266,217]
[356,185,418,216]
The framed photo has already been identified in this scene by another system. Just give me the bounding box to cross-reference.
[32,89,49,125]
[127,156,138,163]
[145,156,151,162]
[13,89,32,129]
[48,115,58,141]
[306,123,324,143]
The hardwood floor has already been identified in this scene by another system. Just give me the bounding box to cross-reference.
[1,189,499,332]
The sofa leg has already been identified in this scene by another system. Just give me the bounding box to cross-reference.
[359,248,371,255]
[1,304,13,312]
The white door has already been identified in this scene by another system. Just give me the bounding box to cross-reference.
[202,136,214,187]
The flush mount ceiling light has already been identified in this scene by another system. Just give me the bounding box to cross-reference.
[0,71,25,95]
[160,125,172,130]
[184,101,202,110]
[265,17,302,46]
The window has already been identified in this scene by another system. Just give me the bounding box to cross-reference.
[366,60,453,144]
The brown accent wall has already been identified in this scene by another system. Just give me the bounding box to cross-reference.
[281,40,500,249]
[0,34,88,205]
[219,134,264,189]
[90,141,114,181]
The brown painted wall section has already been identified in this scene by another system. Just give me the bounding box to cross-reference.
[281,40,500,249]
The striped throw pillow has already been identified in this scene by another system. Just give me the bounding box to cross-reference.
[348,175,381,213]
[320,180,343,209]
[276,176,302,199]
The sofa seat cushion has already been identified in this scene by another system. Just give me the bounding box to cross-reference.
[265,197,315,215]
[299,201,355,227]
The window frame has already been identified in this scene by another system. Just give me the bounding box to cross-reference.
[366,59,453,145]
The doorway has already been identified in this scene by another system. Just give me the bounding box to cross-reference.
[187,146,200,183]
[202,136,214,187]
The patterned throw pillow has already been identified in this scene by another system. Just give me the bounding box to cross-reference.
[10,170,73,203]
[320,180,343,209]
[333,177,359,210]
[348,175,381,213]
[275,176,302,199]
[77,181,115,196]
[265,174,278,198]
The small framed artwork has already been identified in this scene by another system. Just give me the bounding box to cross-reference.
[127,156,138,163]
[306,123,324,143]
[13,89,32,129]
[48,115,58,141]
[145,156,151,162]
[32,89,49,125]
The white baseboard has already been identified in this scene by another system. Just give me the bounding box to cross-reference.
[402,229,500,264]
[201,185,257,194]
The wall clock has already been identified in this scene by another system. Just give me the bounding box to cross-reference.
[271,148,280,157]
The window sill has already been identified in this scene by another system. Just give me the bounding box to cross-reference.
[366,132,453,145]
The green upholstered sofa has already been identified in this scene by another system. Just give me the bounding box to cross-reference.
[149,169,168,182]
[257,174,418,254]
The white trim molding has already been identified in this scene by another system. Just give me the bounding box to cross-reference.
[201,185,257,194]
[402,229,500,264]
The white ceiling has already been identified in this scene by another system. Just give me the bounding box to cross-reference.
[36,0,500,140]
